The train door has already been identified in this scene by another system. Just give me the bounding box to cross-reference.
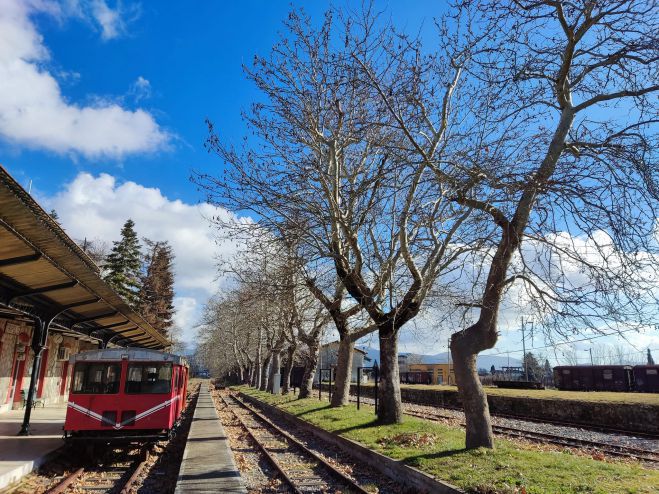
[173,366,182,417]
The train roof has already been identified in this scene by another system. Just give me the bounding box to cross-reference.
[554,365,632,369]
[70,348,188,366]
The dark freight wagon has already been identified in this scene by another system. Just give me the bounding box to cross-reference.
[553,365,633,392]
[633,365,659,393]
[400,371,433,384]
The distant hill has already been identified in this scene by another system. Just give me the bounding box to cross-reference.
[358,347,521,371]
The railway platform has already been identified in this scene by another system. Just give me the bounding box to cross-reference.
[175,383,246,494]
[0,403,66,490]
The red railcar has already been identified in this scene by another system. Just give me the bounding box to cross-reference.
[633,365,659,393]
[64,348,188,443]
[553,365,633,392]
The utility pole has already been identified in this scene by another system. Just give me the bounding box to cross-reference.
[521,318,528,381]
[447,337,452,385]
[587,348,593,365]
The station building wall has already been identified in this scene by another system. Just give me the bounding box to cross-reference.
[0,317,99,413]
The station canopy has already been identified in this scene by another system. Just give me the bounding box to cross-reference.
[0,166,169,350]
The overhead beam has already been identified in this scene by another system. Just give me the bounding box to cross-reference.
[0,253,41,267]
[93,321,132,331]
[113,326,140,335]
[71,311,119,325]
[8,280,79,303]
[58,297,102,313]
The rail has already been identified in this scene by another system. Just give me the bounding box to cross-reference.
[218,392,370,494]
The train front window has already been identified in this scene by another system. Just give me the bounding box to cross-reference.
[72,363,121,394]
[125,363,172,394]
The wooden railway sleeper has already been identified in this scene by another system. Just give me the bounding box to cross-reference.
[220,392,370,494]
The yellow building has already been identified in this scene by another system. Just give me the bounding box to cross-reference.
[408,363,455,385]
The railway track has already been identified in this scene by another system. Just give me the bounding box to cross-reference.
[400,408,659,463]
[219,392,370,493]
[44,446,150,494]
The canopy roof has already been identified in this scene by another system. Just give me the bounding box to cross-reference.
[0,165,169,350]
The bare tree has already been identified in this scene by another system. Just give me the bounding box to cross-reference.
[197,5,479,424]
[357,0,658,447]
[423,1,657,448]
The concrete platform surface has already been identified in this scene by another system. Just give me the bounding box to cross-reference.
[0,403,66,490]
[175,384,246,494]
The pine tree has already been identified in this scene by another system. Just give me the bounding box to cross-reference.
[522,352,543,381]
[544,359,553,385]
[104,219,142,308]
[648,349,655,365]
[139,239,175,338]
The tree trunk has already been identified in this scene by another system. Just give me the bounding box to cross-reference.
[377,327,402,424]
[267,351,281,393]
[238,366,244,383]
[259,354,271,391]
[299,342,320,399]
[249,363,256,387]
[451,329,494,449]
[253,361,260,388]
[330,336,354,406]
[281,344,296,395]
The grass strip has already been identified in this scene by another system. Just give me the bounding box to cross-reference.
[236,386,659,494]
[390,383,659,406]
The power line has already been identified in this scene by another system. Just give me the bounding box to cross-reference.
[480,327,658,357]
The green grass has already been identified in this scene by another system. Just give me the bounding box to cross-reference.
[236,386,659,494]
[360,383,659,406]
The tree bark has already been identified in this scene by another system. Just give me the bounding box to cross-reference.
[281,344,297,395]
[451,332,493,449]
[268,351,281,393]
[259,354,271,391]
[299,341,320,399]
[330,336,354,406]
[248,364,255,386]
[377,326,402,423]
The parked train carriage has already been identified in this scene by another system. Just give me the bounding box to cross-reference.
[400,371,433,385]
[633,365,659,393]
[64,348,188,443]
[553,365,633,392]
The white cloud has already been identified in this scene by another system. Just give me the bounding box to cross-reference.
[129,76,151,102]
[173,296,199,344]
[0,0,170,158]
[90,0,124,40]
[41,172,245,343]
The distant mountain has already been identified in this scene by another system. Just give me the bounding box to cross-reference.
[357,347,521,371]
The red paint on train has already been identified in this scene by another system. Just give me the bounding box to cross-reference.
[64,348,188,442]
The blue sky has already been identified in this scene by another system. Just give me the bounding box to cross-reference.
[1,1,656,363]
[2,1,443,201]
[0,0,448,348]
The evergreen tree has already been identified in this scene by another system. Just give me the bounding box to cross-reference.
[544,359,553,385]
[490,365,496,375]
[139,239,175,338]
[522,352,543,381]
[648,349,655,365]
[104,219,142,308]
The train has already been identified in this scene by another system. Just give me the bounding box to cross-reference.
[64,348,189,445]
[553,365,659,393]
[400,371,433,385]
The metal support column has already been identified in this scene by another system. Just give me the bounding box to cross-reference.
[18,316,49,435]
